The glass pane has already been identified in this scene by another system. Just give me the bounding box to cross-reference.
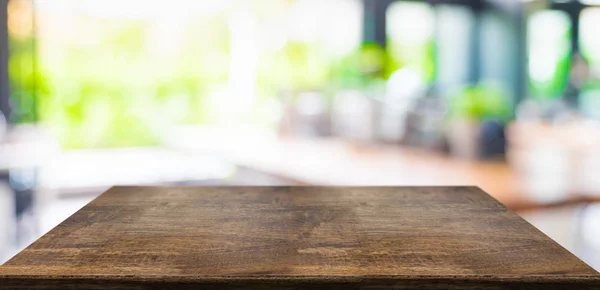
[579,8,600,119]
[386,2,436,83]
[435,4,475,94]
[527,10,571,99]
[580,8,600,65]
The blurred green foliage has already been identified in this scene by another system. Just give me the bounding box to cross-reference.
[386,39,436,83]
[16,15,233,148]
[528,12,571,100]
[9,36,41,123]
[529,52,571,100]
[9,1,440,149]
[258,42,330,94]
[447,84,511,121]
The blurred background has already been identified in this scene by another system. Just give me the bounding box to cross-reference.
[1,0,600,269]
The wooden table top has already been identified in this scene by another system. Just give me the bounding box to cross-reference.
[1,186,598,289]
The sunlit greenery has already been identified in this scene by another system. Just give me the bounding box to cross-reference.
[9,0,440,149]
[8,0,39,123]
[386,2,436,83]
[447,84,511,121]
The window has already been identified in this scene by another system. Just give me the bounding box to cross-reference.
[386,2,436,83]
[435,4,475,93]
[9,0,363,148]
[578,7,600,118]
[527,10,571,99]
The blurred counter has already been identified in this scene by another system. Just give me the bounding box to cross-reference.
[167,127,529,209]
[167,125,600,211]
[219,138,530,208]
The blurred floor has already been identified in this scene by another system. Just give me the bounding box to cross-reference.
[521,204,600,271]
[0,194,95,264]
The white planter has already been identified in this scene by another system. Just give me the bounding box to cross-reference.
[447,119,480,160]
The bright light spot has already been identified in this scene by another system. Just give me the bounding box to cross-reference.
[580,8,600,64]
[229,10,259,113]
[386,68,426,101]
[321,0,363,56]
[580,0,600,5]
[288,0,321,43]
[387,2,435,45]
[77,0,230,19]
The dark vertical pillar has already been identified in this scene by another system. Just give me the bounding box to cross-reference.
[467,1,485,85]
[568,6,581,54]
[469,6,482,85]
[0,0,10,123]
[552,1,584,54]
[514,7,527,104]
[363,0,392,46]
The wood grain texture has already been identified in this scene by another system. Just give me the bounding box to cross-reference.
[0,186,598,289]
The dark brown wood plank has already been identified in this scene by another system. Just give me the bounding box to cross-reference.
[0,186,598,289]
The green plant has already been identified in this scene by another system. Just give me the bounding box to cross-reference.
[447,84,511,121]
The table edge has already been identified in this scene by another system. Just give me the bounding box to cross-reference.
[1,274,599,281]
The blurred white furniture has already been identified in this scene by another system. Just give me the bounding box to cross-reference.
[508,120,600,203]
[0,125,56,264]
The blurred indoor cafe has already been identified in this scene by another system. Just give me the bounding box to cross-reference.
[2,0,600,270]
